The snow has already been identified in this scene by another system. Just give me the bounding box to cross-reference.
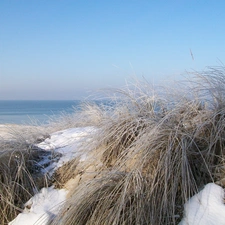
[9,187,68,225]
[179,183,225,225]
[37,126,96,174]
[37,127,95,150]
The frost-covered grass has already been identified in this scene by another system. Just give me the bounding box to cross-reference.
[3,66,225,224]
[50,67,225,225]
[0,136,51,223]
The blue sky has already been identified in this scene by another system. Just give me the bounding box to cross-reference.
[1,0,225,100]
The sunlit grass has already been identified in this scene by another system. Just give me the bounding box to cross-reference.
[3,66,225,224]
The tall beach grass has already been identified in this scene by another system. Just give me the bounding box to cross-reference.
[0,128,51,224]
[50,66,225,225]
[2,66,225,224]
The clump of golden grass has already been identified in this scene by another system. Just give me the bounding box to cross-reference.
[0,129,54,224]
[0,104,108,224]
[0,103,106,224]
[52,158,80,189]
[49,66,225,225]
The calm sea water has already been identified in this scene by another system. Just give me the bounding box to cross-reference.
[0,100,81,125]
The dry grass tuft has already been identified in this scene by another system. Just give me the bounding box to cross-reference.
[3,67,225,224]
[52,158,80,189]
[49,66,225,225]
[0,129,54,224]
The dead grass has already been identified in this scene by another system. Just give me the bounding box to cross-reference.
[49,66,225,225]
[0,129,54,224]
[3,67,225,224]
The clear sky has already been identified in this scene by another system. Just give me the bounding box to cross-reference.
[1,0,225,100]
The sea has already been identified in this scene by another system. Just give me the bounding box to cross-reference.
[0,100,82,125]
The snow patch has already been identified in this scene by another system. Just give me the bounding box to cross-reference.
[9,186,68,225]
[179,183,225,225]
[37,127,95,150]
[37,126,97,174]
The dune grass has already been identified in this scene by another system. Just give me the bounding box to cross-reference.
[48,66,225,225]
[0,126,59,224]
[3,66,225,224]
[0,104,104,224]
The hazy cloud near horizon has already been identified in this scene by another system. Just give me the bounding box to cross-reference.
[1,0,225,100]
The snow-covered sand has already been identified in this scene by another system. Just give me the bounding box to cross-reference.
[9,187,68,225]
[179,183,225,225]
[9,126,96,225]
[37,126,96,174]
[8,126,225,225]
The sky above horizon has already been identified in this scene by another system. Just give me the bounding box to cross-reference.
[1,0,225,100]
